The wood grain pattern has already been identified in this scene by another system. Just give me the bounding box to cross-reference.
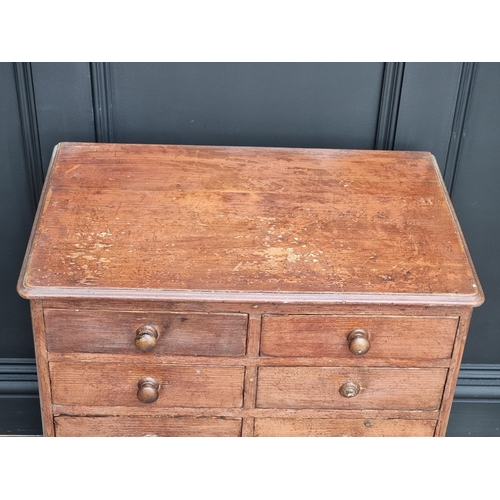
[40,298,467,317]
[50,362,245,408]
[256,367,448,411]
[241,314,261,436]
[18,143,483,305]
[55,416,242,437]
[51,405,439,420]
[17,143,484,437]
[44,309,248,357]
[30,301,55,436]
[47,351,451,368]
[435,308,473,436]
[254,418,437,437]
[261,314,458,360]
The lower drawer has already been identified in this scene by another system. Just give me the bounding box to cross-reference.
[50,362,244,408]
[256,367,448,411]
[54,416,242,437]
[254,418,437,437]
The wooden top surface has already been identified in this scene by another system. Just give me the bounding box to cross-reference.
[18,142,483,305]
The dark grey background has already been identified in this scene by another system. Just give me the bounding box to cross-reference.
[1,62,498,435]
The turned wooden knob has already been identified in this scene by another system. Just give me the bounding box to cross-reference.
[339,381,360,398]
[135,325,159,352]
[137,377,160,403]
[347,328,370,355]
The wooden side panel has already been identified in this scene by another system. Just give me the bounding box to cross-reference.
[261,315,458,359]
[254,418,437,437]
[55,416,242,437]
[30,301,54,436]
[435,308,473,436]
[50,362,244,408]
[256,367,448,411]
[45,309,248,357]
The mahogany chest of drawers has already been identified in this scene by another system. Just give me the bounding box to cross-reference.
[18,143,484,437]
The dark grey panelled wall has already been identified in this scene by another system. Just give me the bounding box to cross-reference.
[451,63,500,364]
[110,63,384,148]
[0,64,42,435]
[394,63,462,169]
[0,64,36,358]
[1,62,499,435]
[31,63,95,172]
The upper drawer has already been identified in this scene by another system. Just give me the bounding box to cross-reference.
[260,315,458,360]
[44,309,248,357]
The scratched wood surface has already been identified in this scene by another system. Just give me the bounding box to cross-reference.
[50,362,245,408]
[55,416,242,437]
[260,314,458,360]
[18,142,483,304]
[256,366,448,411]
[44,309,248,356]
[254,418,437,437]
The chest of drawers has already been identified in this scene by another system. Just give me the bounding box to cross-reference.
[18,143,484,436]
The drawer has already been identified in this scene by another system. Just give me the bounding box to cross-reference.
[254,418,437,437]
[50,362,244,408]
[256,367,448,411]
[260,315,458,359]
[45,309,248,357]
[55,416,242,436]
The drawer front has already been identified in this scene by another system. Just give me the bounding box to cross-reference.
[50,362,244,408]
[45,309,248,357]
[256,367,447,411]
[254,418,437,437]
[260,315,458,359]
[55,416,242,437]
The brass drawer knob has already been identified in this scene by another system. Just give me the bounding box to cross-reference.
[339,381,360,398]
[137,377,160,403]
[347,328,370,355]
[135,325,159,352]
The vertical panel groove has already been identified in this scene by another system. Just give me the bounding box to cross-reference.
[375,62,406,150]
[13,62,44,211]
[444,62,477,195]
[90,62,114,142]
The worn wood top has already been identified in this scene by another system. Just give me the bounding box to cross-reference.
[18,142,483,305]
